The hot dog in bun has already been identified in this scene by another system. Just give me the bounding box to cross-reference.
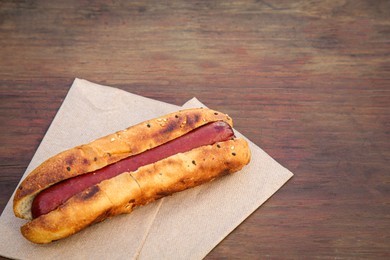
[13,108,251,243]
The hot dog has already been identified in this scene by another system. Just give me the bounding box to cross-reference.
[13,108,251,244]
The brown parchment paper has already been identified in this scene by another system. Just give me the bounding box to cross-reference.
[0,79,293,260]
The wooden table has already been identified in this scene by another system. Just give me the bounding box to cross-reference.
[1,0,389,258]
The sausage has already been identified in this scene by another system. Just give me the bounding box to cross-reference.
[31,121,234,218]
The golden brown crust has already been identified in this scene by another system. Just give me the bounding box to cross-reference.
[14,108,233,219]
[20,138,250,244]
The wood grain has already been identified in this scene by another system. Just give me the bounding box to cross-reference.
[1,0,389,258]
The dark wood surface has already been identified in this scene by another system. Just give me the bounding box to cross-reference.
[1,0,389,259]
